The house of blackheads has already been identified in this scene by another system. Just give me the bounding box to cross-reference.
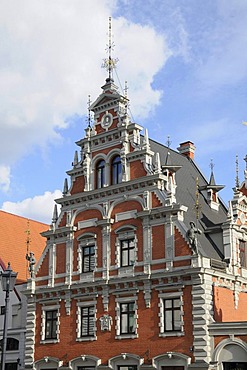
[23,26,247,370]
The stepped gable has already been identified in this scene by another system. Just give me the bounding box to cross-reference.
[0,210,48,283]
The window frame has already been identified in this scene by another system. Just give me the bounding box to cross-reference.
[158,291,184,337]
[115,227,137,273]
[78,234,97,280]
[41,304,60,343]
[120,302,135,335]
[111,155,122,185]
[96,159,106,189]
[82,244,95,273]
[115,296,138,339]
[80,306,95,337]
[76,301,97,341]
[120,238,135,267]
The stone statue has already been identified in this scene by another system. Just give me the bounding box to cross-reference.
[26,252,36,278]
[186,221,202,254]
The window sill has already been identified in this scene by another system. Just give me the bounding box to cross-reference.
[76,336,96,342]
[159,332,184,338]
[41,339,59,344]
[115,334,138,340]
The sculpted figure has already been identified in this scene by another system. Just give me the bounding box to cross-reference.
[186,221,202,254]
[26,252,36,278]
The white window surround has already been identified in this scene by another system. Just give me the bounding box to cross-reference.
[153,353,191,369]
[109,353,143,369]
[76,300,97,341]
[115,227,137,270]
[70,355,101,370]
[115,296,138,339]
[35,356,60,370]
[77,234,97,279]
[91,150,123,189]
[158,291,184,337]
[40,303,60,344]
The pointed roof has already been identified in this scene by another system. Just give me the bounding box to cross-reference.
[0,210,48,283]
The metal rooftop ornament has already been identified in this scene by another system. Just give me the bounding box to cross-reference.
[102,17,119,80]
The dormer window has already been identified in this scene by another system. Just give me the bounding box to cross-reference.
[111,155,122,185]
[96,159,106,188]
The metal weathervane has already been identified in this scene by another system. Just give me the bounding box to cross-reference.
[102,17,119,79]
[87,94,92,128]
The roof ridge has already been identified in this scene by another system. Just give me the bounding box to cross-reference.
[0,210,48,226]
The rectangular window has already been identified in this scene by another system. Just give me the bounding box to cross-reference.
[163,298,181,332]
[45,310,57,340]
[81,306,95,337]
[120,239,135,267]
[82,245,95,273]
[120,302,135,334]
[1,306,5,315]
[239,240,247,268]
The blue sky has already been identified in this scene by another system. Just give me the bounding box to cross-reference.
[0,0,246,223]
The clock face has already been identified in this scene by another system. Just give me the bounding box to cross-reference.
[101,113,113,129]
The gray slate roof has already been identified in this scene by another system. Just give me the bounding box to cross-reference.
[149,138,228,261]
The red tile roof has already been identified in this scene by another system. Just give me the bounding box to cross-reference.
[0,210,48,283]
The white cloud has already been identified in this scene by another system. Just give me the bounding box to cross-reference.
[0,166,11,192]
[195,1,247,88]
[1,190,62,224]
[0,0,170,179]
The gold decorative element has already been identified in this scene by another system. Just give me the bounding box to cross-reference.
[102,17,119,79]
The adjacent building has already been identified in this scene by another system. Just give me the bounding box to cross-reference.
[0,211,47,370]
[23,75,247,369]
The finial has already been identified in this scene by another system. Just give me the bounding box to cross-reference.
[124,80,129,114]
[73,151,78,167]
[63,178,68,195]
[102,17,119,80]
[25,220,31,279]
[25,219,31,253]
[166,135,172,148]
[210,158,214,173]
[194,177,201,220]
[235,154,240,188]
[87,95,92,128]
[209,159,216,186]
[244,155,247,170]
[52,204,58,224]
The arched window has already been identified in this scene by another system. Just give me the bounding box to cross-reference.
[96,160,106,188]
[111,155,122,185]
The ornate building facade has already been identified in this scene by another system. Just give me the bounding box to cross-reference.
[23,68,247,369]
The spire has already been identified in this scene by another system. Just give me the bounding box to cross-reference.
[166,135,172,148]
[154,152,161,174]
[87,95,92,128]
[63,178,68,196]
[73,151,78,167]
[209,159,216,186]
[194,177,201,221]
[102,16,118,82]
[235,154,240,189]
[52,204,58,224]
[143,129,150,149]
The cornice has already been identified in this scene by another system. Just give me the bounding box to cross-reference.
[55,174,166,207]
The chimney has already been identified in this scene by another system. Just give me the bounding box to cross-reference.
[177,141,196,160]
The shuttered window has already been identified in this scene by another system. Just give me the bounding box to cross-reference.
[82,245,95,273]
[81,306,95,337]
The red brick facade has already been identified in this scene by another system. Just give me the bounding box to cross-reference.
[24,77,247,370]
